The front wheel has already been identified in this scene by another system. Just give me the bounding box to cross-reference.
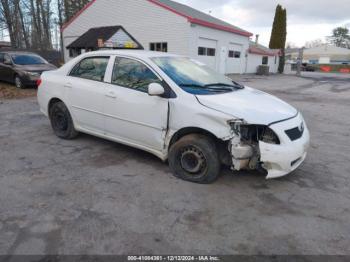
[15,75,25,89]
[49,101,78,139]
[168,134,221,184]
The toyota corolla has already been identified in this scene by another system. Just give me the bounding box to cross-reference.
[37,50,310,183]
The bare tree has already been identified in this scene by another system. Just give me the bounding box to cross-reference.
[304,39,324,49]
[0,0,90,51]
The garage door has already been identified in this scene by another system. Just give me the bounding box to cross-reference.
[197,38,217,70]
[226,43,243,74]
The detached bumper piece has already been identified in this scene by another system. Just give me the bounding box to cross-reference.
[260,113,310,179]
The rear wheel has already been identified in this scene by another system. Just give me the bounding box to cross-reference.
[49,101,78,139]
[14,75,25,89]
[168,134,221,184]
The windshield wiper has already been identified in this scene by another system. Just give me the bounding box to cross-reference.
[205,83,244,89]
[179,83,205,88]
[179,83,233,92]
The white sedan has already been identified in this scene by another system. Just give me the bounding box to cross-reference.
[37,50,310,183]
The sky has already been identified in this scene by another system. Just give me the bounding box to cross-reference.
[177,0,350,47]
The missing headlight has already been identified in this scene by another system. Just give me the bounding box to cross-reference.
[232,123,280,145]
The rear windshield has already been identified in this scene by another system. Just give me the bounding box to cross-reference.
[11,54,47,65]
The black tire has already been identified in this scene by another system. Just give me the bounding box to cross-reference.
[168,134,221,184]
[49,101,78,139]
[14,75,25,89]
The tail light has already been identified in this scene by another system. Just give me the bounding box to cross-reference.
[36,79,42,87]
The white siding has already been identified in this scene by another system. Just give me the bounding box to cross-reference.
[189,24,250,74]
[63,0,190,62]
[268,55,279,73]
[246,54,279,74]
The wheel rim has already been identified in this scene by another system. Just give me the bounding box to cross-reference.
[180,146,206,174]
[52,108,68,132]
[15,77,22,88]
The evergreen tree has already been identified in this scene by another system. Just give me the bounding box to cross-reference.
[269,5,287,73]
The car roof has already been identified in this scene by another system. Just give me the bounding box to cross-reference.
[81,50,183,59]
[0,51,40,56]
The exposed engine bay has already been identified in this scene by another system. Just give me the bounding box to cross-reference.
[229,121,280,174]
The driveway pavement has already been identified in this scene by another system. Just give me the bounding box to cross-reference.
[0,73,349,255]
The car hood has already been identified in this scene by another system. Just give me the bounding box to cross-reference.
[15,64,57,72]
[196,86,298,125]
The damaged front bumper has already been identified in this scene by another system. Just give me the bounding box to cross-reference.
[259,113,310,179]
[229,113,310,179]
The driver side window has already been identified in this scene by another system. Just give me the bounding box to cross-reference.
[112,57,161,93]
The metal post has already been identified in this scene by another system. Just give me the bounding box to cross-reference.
[296,47,304,76]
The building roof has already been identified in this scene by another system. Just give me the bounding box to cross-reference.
[67,26,143,49]
[249,41,280,56]
[62,0,253,37]
[149,0,252,37]
[286,45,350,61]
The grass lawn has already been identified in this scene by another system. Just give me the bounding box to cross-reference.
[0,82,37,99]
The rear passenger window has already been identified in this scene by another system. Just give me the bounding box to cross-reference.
[0,53,4,63]
[70,57,109,82]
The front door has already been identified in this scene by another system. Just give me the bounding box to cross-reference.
[65,56,110,134]
[104,56,168,151]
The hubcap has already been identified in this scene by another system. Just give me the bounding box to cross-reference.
[53,109,68,131]
[180,146,206,174]
[15,77,22,88]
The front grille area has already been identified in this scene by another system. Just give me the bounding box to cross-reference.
[285,126,303,141]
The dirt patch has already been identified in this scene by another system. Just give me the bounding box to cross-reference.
[0,82,37,99]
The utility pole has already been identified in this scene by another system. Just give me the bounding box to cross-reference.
[296,47,304,76]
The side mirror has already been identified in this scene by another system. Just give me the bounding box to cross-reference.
[148,83,165,96]
[4,59,12,65]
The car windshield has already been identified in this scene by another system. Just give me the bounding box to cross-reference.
[11,54,47,65]
[152,57,243,95]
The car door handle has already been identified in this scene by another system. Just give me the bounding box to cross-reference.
[105,91,117,99]
[64,83,73,88]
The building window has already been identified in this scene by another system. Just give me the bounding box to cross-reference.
[262,56,268,65]
[198,47,206,56]
[207,48,216,56]
[150,42,168,52]
[198,47,216,56]
[228,50,241,58]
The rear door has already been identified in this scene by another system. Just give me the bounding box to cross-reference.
[0,53,5,81]
[65,56,110,134]
[0,54,14,82]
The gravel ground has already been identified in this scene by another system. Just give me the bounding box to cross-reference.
[0,72,349,255]
[0,82,36,99]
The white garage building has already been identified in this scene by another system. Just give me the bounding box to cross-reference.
[62,0,278,74]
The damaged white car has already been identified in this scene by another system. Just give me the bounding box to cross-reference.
[37,50,310,183]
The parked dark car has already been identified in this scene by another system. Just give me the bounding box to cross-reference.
[0,51,57,88]
[301,63,316,72]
